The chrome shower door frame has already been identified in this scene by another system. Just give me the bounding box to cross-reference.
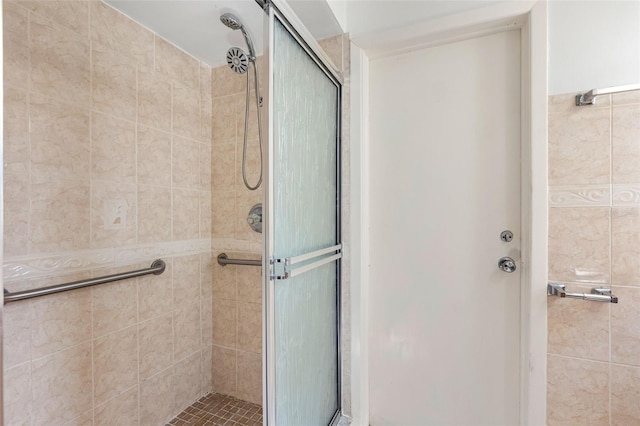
[260,0,344,424]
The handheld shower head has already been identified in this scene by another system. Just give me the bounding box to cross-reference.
[219,12,256,61]
[220,13,242,30]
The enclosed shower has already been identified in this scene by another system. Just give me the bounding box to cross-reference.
[1,0,348,424]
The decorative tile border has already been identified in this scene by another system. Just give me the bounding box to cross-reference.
[3,238,211,283]
[613,184,640,206]
[211,238,262,254]
[549,185,611,207]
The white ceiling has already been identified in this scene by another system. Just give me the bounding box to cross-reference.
[105,0,343,68]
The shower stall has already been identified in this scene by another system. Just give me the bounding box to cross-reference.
[1,0,348,424]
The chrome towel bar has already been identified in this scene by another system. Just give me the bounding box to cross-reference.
[217,253,262,267]
[547,283,618,303]
[3,259,166,304]
[575,83,640,106]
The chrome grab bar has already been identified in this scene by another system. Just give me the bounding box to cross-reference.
[217,253,262,267]
[3,259,166,304]
[270,244,342,280]
[547,283,618,303]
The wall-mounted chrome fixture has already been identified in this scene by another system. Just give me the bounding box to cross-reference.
[247,203,262,233]
[575,83,640,106]
[547,283,618,303]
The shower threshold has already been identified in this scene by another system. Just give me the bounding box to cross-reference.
[166,393,262,426]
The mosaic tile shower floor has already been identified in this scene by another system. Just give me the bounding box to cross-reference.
[166,393,262,426]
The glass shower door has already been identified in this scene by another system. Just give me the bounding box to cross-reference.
[264,4,342,425]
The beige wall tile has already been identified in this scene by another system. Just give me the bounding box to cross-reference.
[3,85,29,183]
[173,136,201,189]
[90,181,137,248]
[137,125,172,187]
[212,345,236,396]
[200,189,213,238]
[30,13,90,105]
[212,65,245,97]
[237,266,261,304]
[140,368,175,426]
[612,105,640,184]
[201,297,213,347]
[3,2,29,89]
[549,108,611,186]
[91,112,136,183]
[200,253,213,299]
[4,84,29,176]
[548,208,610,284]
[547,355,609,425]
[173,351,203,413]
[172,188,200,240]
[93,325,138,404]
[30,93,90,182]
[138,258,173,322]
[212,298,237,348]
[137,67,172,132]
[4,171,30,256]
[611,286,640,366]
[613,90,640,106]
[212,189,236,238]
[23,0,89,37]
[3,301,32,369]
[173,254,201,310]
[91,45,137,121]
[92,279,138,338]
[200,64,213,142]
[548,283,609,361]
[549,93,610,114]
[139,314,173,381]
[237,302,261,354]
[213,260,237,300]
[235,93,260,143]
[31,342,93,425]
[200,142,213,190]
[30,287,92,358]
[611,364,640,425]
[155,37,199,90]
[612,208,640,286]
[137,185,172,244]
[65,410,94,426]
[237,351,262,405]
[172,82,201,141]
[174,303,201,362]
[201,346,214,395]
[4,362,33,426]
[212,142,236,188]
[89,1,153,66]
[94,385,139,426]
[318,35,342,72]
[212,95,237,144]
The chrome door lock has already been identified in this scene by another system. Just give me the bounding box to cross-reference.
[498,257,516,273]
[500,230,513,243]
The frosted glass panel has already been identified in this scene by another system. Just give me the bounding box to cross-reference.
[271,17,339,425]
[273,19,338,258]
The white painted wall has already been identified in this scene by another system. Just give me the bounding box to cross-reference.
[329,0,639,95]
[548,0,640,95]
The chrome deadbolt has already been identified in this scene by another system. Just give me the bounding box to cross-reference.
[500,230,513,243]
[498,257,516,273]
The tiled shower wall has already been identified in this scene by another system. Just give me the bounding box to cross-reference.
[547,90,640,424]
[3,1,213,424]
[209,34,351,412]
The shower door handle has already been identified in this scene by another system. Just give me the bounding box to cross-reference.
[498,257,516,273]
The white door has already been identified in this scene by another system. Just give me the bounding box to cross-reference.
[368,30,522,425]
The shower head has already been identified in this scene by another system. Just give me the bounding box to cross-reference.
[219,12,256,61]
[226,47,249,74]
[220,13,243,31]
